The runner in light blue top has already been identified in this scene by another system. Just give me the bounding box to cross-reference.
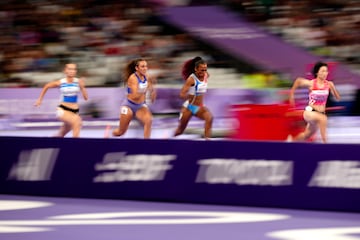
[34,63,88,138]
[59,77,80,103]
[174,56,213,139]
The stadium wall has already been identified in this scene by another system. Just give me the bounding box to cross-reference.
[1,136,360,212]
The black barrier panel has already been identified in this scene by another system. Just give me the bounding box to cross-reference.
[1,136,360,212]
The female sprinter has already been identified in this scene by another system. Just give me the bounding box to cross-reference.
[34,63,88,138]
[174,56,213,139]
[289,61,341,143]
[112,58,156,139]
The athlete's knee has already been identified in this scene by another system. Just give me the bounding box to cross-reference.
[303,132,312,140]
[174,129,183,136]
[113,128,125,137]
[144,116,152,126]
[304,127,317,139]
[319,115,327,125]
[178,125,185,133]
[174,123,186,136]
[73,118,82,129]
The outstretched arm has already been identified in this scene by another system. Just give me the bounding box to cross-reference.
[34,80,60,107]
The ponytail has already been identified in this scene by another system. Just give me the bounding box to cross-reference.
[181,56,202,80]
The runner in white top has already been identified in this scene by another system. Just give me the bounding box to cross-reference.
[34,63,88,138]
[174,56,213,140]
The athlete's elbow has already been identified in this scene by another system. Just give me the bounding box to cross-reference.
[179,91,187,99]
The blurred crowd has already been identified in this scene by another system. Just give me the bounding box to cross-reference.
[0,0,359,88]
[0,0,214,87]
[225,0,360,73]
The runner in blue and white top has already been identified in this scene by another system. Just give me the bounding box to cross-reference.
[59,77,80,103]
[174,56,213,140]
[112,58,156,139]
[34,63,88,138]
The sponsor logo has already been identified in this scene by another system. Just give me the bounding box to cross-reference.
[93,152,177,182]
[7,148,59,181]
[309,161,360,189]
[196,159,293,186]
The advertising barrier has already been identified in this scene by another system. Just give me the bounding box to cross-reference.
[1,136,360,212]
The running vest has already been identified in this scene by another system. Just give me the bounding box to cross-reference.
[128,73,148,94]
[60,78,80,103]
[187,73,207,96]
[308,79,329,106]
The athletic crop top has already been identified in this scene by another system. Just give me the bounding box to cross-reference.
[60,78,80,103]
[128,73,148,94]
[187,73,207,96]
[308,79,329,106]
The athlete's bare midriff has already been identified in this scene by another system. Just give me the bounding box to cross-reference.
[310,104,326,113]
[60,102,79,109]
[187,95,204,106]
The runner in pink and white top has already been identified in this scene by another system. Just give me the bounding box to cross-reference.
[289,61,341,143]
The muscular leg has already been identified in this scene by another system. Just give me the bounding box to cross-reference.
[71,114,82,138]
[135,106,153,138]
[57,108,79,137]
[57,122,71,137]
[294,123,317,141]
[318,114,328,143]
[174,108,192,137]
[196,107,213,139]
[113,106,133,137]
[295,111,326,142]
